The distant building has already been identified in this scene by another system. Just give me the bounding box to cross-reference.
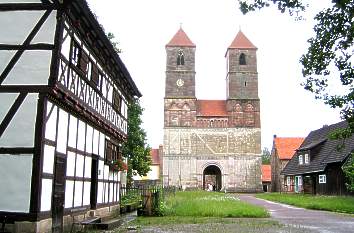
[261,165,271,192]
[0,1,141,232]
[133,146,163,184]
[162,28,262,192]
[271,136,304,192]
[282,121,353,195]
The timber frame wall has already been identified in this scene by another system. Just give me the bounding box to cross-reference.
[0,0,140,229]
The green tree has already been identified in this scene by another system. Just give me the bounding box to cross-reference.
[343,153,354,192]
[122,98,151,186]
[106,32,122,54]
[238,0,354,191]
[262,147,271,164]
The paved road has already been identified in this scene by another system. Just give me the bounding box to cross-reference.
[238,194,354,233]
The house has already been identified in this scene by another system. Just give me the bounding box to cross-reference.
[282,121,353,195]
[133,146,163,185]
[261,165,271,192]
[163,28,262,192]
[271,136,304,192]
[0,1,141,232]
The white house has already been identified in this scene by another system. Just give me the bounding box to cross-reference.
[0,1,141,232]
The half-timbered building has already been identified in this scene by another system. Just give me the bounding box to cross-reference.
[0,1,141,232]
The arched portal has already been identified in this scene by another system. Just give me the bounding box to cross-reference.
[203,165,222,191]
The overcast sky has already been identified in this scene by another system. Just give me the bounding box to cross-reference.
[87,0,341,150]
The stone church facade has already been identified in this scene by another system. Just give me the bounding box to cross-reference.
[162,28,262,192]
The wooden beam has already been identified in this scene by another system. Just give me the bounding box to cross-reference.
[0,85,50,93]
[0,147,34,154]
[0,3,55,11]
[0,44,54,50]
[0,93,27,138]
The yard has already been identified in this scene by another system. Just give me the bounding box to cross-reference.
[256,193,354,214]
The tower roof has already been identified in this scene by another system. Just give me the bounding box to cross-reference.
[228,30,257,49]
[166,28,195,47]
[197,100,228,117]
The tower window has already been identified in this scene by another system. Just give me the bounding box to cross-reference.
[177,50,185,66]
[239,53,246,65]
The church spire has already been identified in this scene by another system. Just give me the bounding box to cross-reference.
[166,27,195,47]
[228,30,256,49]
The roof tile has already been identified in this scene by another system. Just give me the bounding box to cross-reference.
[262,165,271,182]
[150,149,160,165]
[228,30,257,49]
[166,28,195,47]
[274,137,304,160]
[197,100,228,117]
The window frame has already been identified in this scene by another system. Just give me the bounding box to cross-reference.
[298,154,303,165]
[319,174,326,184]
[239,53,246,65]
[112,89,122,113]
[304,153,309,164]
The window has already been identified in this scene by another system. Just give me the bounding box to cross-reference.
[286,176,291,185]
[177,50,185,66]
[105,140,119,164]
[304,153,309,164]
[319,174,326,184]
[112,89,121,113]
[71,41,89,74]
[91,63,101,88]
[239,53,246,65]
[299,154,303,165]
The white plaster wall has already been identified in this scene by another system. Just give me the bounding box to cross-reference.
[0,94,38,147]
[0,154,33,212]
[40,178,52,211]
[0,10,56,85]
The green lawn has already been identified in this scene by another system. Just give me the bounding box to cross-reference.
[163,191,269,218]
[256,193,354,214]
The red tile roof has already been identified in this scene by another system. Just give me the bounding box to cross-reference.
[262,165,271,182]
[274,137,304,160]
[197,100,228,117]
[228,30,256,49]
[150,149,160,165]
[166,28,195,47]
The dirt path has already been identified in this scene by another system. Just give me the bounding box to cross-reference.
[238,194,354,233]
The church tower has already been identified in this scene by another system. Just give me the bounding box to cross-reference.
[226,31,260,128]
[164,28,196,127]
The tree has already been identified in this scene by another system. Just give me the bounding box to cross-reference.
[122,98,152,186]
[262,147,271,164]
[343,153,354,192]
[106,32,122,54]
[238,0,354,191]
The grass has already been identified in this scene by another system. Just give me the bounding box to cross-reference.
[256,193,354,214]
[162,190,269,218]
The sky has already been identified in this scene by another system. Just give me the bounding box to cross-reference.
[87,0,341,150]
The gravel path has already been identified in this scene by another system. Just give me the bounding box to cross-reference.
[238,194,354,233]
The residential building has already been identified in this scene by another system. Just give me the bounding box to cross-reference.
[261,164,271,192]
[271,136,304,192]
[0,1,141,232]
[282,121,353,195]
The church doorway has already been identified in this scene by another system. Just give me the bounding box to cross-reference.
[203,165,222,191]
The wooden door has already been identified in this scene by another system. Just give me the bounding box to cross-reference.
[52,153,66,233]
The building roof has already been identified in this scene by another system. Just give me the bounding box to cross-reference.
[262,165,271,182]
[166,28,195,47]
[69,0,141,98]
[196,100,228,117]
[228,30,257,49]
[282,121,354,176]
[150,149,160,165]
[274,137,304,160]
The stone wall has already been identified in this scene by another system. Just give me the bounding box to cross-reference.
[163,127,262,192]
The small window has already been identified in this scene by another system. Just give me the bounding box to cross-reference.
[299,154,303,165]
[286,176,291,185]
[113,89,121,113]
[91,64,100,88]
[177,50,185,66]
[71,41,81,66]
[78,50,89,74]
[304,153,309,164]
[105,140,119,164]
[319,174,326,184]
[239,53,246,65]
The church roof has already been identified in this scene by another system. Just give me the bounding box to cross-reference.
[150,149,160,165]
[274,137,305,160]
[228,30,257,49]
[166,28,195,47]
[197,100,228,117]
[262,165,271,182]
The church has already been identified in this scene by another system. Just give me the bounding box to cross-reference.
[162,28,262,192]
